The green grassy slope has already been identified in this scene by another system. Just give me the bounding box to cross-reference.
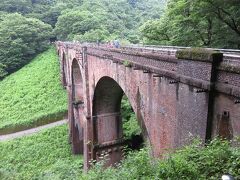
[0,125,239,179]
[0,47,67,134]
[0,125,83,180]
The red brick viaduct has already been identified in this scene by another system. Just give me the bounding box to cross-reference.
[56,42,240,171]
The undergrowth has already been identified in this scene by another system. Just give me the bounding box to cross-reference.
[83,138,240,180]
[0,125,83,180]
[0,47,67,133]
[1,124,239,180]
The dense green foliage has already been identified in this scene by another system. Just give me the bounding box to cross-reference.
[0,63,8,79]
[0,13,52,75]
[0,0,166,43]
[84,138,240,180]
[0,47,67,133]
[54,0,166,43]
[141,0,240,49]
[121,95,141,139]
[0,0,167,76]
[1,126,239,179]
[54,10,104,41]
[0,125,83,180]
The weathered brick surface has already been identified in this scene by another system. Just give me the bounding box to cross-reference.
[175,84,209,146]
[57,42,240,171]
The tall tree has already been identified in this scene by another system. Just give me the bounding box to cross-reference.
[140,0,240,48]
[0,0,32,14]
[0,13,52,73]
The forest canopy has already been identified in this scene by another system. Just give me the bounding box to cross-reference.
[0,0,166,78]
[0,0,240,79]
[140,0,240,49]
[0,13,52,76]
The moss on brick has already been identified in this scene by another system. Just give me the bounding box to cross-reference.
[176,48,223,62]
[123,59,132,67]
[218,64,240,74]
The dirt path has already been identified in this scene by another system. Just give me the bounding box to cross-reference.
[0,119,68,142]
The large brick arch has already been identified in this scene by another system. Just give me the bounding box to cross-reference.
[91,76,153,166]
[92,76,124,165]
[93,76,123,115]
[70,58,84,154]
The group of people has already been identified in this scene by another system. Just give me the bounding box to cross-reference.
[106,40,121,48]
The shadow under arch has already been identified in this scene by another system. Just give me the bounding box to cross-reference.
[70,58,84,154]
[62,52,68,87]
[91,76,149,166]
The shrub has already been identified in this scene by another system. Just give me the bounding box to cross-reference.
[83,138,240,180]
[0,63,8,79]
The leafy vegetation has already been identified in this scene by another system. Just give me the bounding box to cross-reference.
[0,47,67,134]
[84,138,240,180]
[0,0,167,43]
[140,0,240,49]
[121,95,141,139]
[1,124,239,180]
[0,63,8,79]
[0,125,83,180]
[54,0,166,43]
[0,13,52,75]
[0,0,167,77]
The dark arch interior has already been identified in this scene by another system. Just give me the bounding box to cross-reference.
[72,59,83,103]
[71,59,84,154]
[93,77,144,151]
[62,52,67,86]
[93,77,123,115]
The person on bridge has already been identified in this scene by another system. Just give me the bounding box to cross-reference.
[113,39,120,48]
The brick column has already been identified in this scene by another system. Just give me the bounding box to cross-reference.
[175,48,223,146]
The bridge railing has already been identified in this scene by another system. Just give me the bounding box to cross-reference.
[56,41,240,65]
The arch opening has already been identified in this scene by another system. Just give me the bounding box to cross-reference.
[62,52,67,86]
[121,95,144,151]
[70,59,84,154]
[92,76,145,166]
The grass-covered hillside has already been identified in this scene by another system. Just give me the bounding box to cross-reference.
[1,124,239,180]
[0,125,83,180]
[0,47,67,134]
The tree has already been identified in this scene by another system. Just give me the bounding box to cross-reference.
[54,10,102,40]
[0,63,8,79]
[73,28,109,43]
[0,13,52,74]
[201,0,240,48]
[140,17,171,45]
[140,0,240,48]
[0,0,32,14]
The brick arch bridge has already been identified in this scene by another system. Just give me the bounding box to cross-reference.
[57,42,240,171]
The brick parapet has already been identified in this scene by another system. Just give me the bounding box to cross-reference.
[56,42,240,97]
